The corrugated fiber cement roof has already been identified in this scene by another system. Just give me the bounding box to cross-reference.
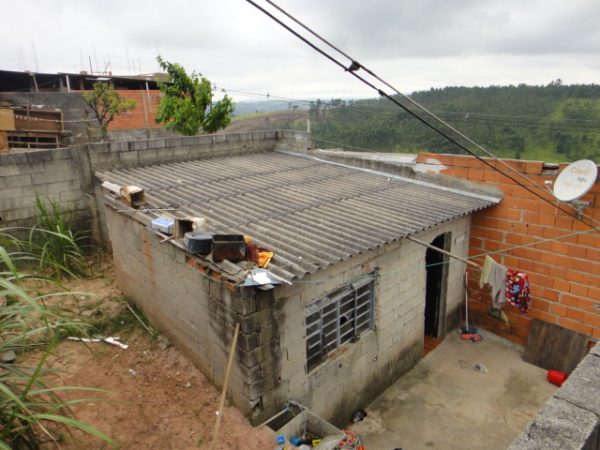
[96,150,501,282]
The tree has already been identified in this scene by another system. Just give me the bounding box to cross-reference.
[83,82,136,141]
[155,56,234,135]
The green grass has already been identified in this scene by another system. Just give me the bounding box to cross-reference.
[27,195,90,279]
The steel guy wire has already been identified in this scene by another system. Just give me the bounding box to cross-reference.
[246,0,600,231]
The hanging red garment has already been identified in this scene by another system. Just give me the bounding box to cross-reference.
[505,269,531,313]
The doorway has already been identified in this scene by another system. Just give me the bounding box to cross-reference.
[424,233,450,352]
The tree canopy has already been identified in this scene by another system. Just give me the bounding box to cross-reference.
[82,82,136,141]
[298,83,600,163]
[155,56,234,135]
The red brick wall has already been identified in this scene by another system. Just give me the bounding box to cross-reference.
[81,89,163,130]
[108,90,162,130]
[416,153,600,345]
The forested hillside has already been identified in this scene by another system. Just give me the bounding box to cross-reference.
[300,82,600,162]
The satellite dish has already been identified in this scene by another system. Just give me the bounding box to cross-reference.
[553,159,598,202]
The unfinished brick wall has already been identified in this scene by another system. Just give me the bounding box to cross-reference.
[106,90,162,130]
[416,153,600,344]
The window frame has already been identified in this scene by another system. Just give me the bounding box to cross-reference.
[305,274,376,372]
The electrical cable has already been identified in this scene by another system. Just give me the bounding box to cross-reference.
[246,0,600,231]
[254,0,600,229]
[221,84,600,135]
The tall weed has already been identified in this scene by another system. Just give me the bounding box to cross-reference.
[0,234,115,449]
[28,195,89,279]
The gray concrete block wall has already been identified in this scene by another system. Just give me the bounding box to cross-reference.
[103,207,275,418]
[268,216,471,426]
[509,346,600,450]
[0,147,90,231]
[0,130,311,234]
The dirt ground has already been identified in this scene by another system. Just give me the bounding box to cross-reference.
[36,264,275,450]
[220,110,308,133]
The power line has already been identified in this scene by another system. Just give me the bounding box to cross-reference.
[254,0,600,230]
[246,0,600,232]
[224,85,600,134]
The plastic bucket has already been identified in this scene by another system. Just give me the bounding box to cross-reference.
[547,370,568,386]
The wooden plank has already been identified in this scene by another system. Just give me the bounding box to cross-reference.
[0,131,8,152]
[0,108,16,131]
[523,319,589,373]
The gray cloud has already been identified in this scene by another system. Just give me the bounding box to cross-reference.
[1,0,599,98]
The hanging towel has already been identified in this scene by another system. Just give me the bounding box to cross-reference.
[479,255,508,308]
[505,270,531,313]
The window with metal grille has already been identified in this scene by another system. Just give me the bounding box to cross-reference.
[305,274,375,372]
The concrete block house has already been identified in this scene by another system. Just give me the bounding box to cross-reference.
[96,147,501,425]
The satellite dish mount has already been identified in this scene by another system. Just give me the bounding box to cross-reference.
[552,159,598,217]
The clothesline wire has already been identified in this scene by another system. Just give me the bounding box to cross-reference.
[289,225,596,285]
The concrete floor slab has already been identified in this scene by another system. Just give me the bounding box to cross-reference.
[351,331,557,450]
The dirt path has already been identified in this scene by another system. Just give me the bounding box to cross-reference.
[40,267,275,450]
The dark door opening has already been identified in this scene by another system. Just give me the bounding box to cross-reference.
[424,233,449,338]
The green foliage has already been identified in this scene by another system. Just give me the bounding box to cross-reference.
[155,56,234,135]
[0,233,116,449]
[302,83,600,163]
[82,82,136,141]
[28,195,89,279]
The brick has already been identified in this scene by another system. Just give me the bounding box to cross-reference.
[584,282,600,299]
[578,233,600,247]
[533,298,550,311]
[565,269,589,284]
[587,247,600,261]
[522,211,540,224]
[540,252,557,265]
[583,313,600,328]
[543,288,560,302]
[538,214,555,226]
[569,283,588,297]
[529,308,556,323]
[467,168,484,180]
[567,244,587,259]
[558,317,592,335]
[554,216,574,229]
[561,294,581,308]
[550,241,569,254]
[548,266,567,279]
[566,307,585,322]
[549,303,567,316]
[578,298,599,313]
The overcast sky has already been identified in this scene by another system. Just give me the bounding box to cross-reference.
[2,0,599,100]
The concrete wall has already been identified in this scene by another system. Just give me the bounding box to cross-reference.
[103,208,273,418]
[0,91,99,144]
[101,190,470,426]
[265,216,471,426]
[0,90,163,145]
[416,153,600,345]
[509,343,600,450]
[0,130,310,233]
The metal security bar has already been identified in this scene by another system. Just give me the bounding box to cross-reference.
[305,274,375,371]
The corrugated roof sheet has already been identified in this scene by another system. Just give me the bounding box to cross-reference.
[96,150,501,281]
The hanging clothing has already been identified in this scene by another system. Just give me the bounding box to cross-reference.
[479,255,508,309]
[505,270,531,313]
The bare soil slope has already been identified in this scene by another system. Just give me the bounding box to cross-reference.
[39,267,274,450]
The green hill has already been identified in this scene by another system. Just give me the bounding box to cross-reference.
[299,82,600,162]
